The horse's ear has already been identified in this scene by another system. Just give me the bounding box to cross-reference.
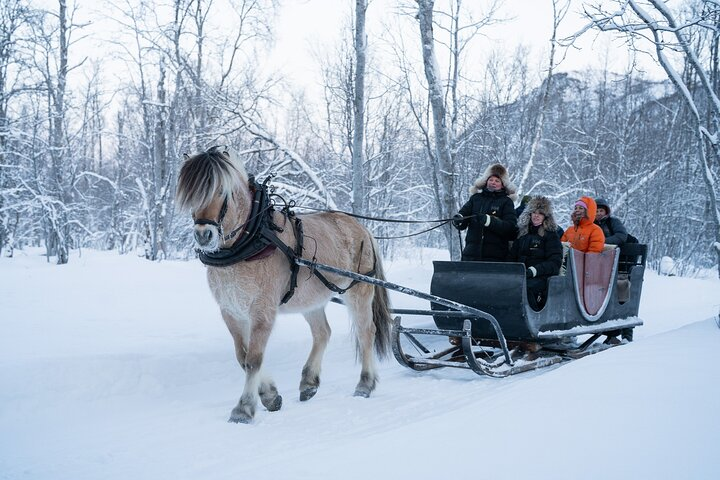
[183,153,190,161]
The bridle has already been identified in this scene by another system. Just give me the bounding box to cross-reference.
[193,192,252,243]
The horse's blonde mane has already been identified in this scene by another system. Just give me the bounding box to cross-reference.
[176,147,248,211]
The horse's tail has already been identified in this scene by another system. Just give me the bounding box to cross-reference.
[370,238,393,359]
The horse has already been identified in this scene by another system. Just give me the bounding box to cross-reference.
[175,146,393,424]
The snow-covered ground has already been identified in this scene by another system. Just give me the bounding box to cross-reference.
[1,248,719,480]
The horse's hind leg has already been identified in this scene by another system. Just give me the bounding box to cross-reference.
[299,308,332,401]
[346,285,379,398]
[258,374,282,412]
[223,309,281,423]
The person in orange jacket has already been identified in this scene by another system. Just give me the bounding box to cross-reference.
[560,196,605,253]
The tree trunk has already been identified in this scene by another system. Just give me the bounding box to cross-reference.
[517,0,564,196]
[351,0,367,215]
[48,0,70,265]
[416,0,459,259]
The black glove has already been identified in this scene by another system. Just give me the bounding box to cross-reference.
[476,213,490,227]
[452,214,464,229]
[526,267,537,278]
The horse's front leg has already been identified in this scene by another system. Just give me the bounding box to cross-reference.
[224,308,281,424]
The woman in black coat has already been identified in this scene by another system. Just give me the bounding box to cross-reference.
[507,196,563,311]
[453,163,518,261]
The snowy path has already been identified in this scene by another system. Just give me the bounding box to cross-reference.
[1,249,718,480]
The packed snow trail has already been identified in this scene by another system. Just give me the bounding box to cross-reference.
[1,249,718,480]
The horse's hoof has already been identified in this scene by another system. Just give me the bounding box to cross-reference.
[263,394,283,412]
[300,387,318,402]
[228,413,253,424]
[229,405,254,424]
[353,388,371,398]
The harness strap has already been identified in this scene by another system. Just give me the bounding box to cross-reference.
[307,241,376,295]
[310,265,376,294]
[280,213,303,304]
[262,221,375,301]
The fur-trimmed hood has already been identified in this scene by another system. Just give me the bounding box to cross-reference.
[517,196,558,237]
[595,197,611,215]
[469,163,518,201]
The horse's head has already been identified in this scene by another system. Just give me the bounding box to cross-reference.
[176,146,250,252]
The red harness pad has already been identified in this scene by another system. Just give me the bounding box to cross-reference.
[246,244,277,261]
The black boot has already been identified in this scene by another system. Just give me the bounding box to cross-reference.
[621,328,633,342]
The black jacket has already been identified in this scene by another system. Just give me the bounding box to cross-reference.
[456,189,518,261]
[507,225,563,277]
[595,216,627,245]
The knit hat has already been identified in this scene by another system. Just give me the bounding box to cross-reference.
[595,197,611,214]
[574,196,597,222]
[469,163,518,201]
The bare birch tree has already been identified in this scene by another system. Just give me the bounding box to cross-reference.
[415,0,461,257]
[412,0,502,258]
[0,0,32,256]
[516,0,569,196]
[579,0,720,276]
[352,0,368,215]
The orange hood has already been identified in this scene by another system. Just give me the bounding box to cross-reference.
[577,196,597,225]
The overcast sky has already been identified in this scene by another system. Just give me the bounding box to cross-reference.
[266,0,664,93]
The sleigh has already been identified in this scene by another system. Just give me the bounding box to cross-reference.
[317,243,646,377]
[388,243,647,376]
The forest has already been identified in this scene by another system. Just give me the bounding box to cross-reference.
[1,0,719,276]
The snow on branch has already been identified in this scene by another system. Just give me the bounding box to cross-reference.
[614,161,669,211]
[73,171,118,189]
[271,182,334,208]
[178,69,337,209]
[240,120,338,210]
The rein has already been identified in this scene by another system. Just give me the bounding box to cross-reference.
[293,205,456,224]
[292,206,455,239]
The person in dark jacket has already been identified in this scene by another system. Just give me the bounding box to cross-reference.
[508,196,563,311]
[594,197,627,245]
[594,197,632,342]
[452,163,518,261]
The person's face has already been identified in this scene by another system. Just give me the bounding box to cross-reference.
[572,205,586,222]
[531,211,545,227]
[596,207,608,221]
[486,175,503,191]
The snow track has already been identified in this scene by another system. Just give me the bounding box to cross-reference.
[1,249,718,480]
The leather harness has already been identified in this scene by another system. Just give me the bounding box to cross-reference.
[195,175,375,304]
